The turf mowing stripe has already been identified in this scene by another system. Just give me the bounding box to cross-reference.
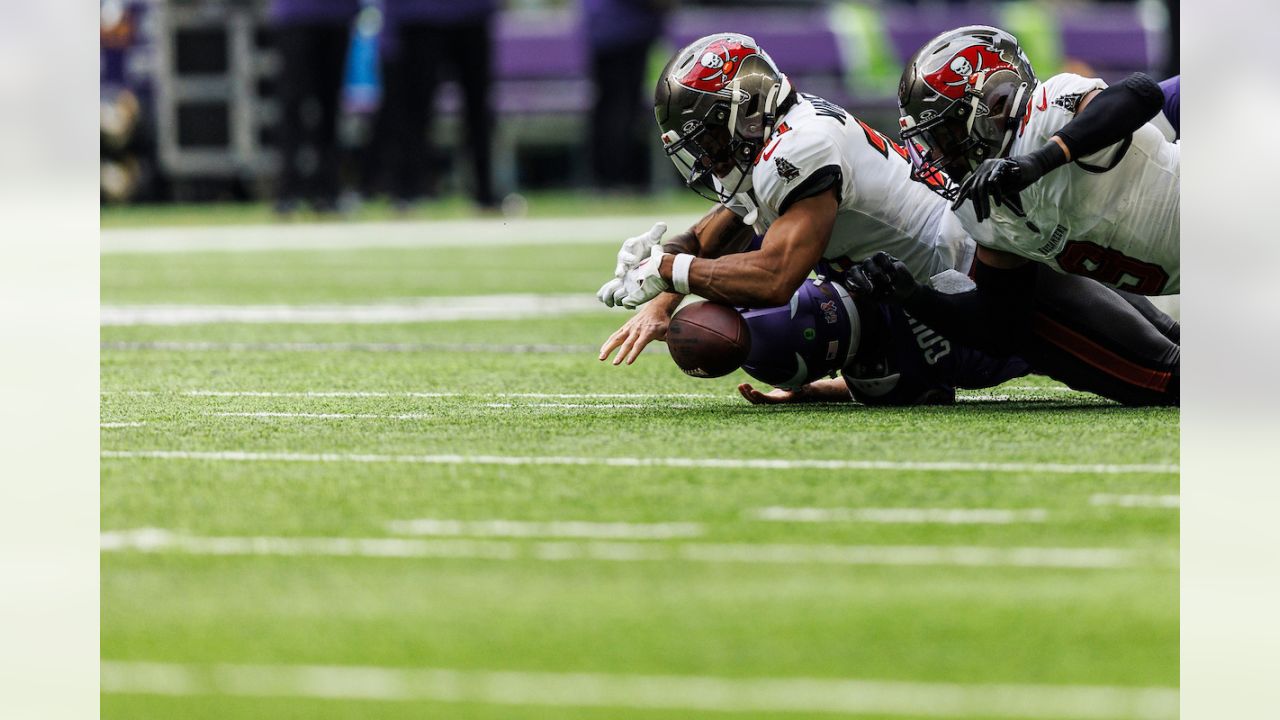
[100,529,1173,570]
[101,450,1179,475]
[751,507,1050,524]
[99,660,1179,719]
[386,519,704,540]
[102,341,601,353]
[101,422,147,429]
[213,412,438,420]
[101,295,605,326]
[1090,494,1180,509]
[100,214,706,254]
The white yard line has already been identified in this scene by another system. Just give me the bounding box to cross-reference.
[100,214,706,254]
[99,660,1178,719]
[103,340,602,353]
[181,390,716,399]
[213,412,436,420]
[1090,494,1180,509]
[101,294,604,326]
[101,449,1179,475]
[386,519,704,540]
[100,422,147,429]
[99,529,1171,570]
[752,507,1049,525]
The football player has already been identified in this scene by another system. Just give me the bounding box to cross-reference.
[898,25,1178,295]
[597,32,1178,405]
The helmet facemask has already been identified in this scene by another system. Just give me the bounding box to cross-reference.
[660,99,761,204]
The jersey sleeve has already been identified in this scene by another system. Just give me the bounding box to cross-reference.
[751,125,848,216]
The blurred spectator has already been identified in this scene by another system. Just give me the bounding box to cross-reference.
[377,0,499,209]
[269,0,359,214]
[585,0,672,193]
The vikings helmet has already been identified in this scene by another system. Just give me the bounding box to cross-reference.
[897,25,1037,199]
[740,279,861,391]
[654,33,793,203]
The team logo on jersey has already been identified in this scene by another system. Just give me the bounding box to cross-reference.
[679,38,760,94]
[1053,92,1085,113]
[923,44,1016,100]
[774,156,800,182]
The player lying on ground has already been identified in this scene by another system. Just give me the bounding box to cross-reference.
[597,33,1178,405]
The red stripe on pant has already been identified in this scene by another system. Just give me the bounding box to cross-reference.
[1033,313,1172,392]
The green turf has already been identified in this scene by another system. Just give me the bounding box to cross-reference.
[101,218,1179,719]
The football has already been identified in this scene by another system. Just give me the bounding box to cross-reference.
[666,300,752,378]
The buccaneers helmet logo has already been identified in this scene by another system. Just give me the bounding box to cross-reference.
[922,44,1016,100]
[679,38,759,94]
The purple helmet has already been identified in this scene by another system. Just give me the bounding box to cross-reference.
[740,279,862,390]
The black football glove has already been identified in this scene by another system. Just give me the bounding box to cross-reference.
[952,141,1069,222]
[845,252,918,303]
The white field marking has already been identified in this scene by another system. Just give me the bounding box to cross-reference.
[100,422,147,429]
[103,341,602,353]
[386,519,704,540]
[482,403,683,410]
[101,294,605,326]
[987,386,1081,393]
[100,214,706,254]
[99,660,1179,720]
[179,390,718,399]
[99,529,1172,570]
[751,507,1049,525]
[1090,494,1180,509]
[101,450,1180,475]
[212,412,435,420]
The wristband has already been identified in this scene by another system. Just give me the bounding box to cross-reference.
[672,253,695,295]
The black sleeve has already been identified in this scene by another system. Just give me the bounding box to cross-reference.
[1054,73,1164,161]
[897,260,1038,357]
[779,165,842,214]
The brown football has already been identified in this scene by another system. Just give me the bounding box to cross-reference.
[666,301,752,378]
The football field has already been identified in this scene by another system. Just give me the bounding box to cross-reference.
[101,207,1179,720]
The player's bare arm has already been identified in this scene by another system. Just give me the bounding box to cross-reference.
[656,190,836,307]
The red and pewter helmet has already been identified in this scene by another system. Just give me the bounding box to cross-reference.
[654,33,793,203]
[897,25,1037,199]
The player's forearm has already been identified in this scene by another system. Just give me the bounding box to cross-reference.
[663,206,753,259]
[658,251,804,307]
[1053,73,1164,161]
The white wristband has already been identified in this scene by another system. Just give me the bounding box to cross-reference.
[672,253,695,295]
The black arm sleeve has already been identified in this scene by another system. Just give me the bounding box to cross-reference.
[898,260,1037,357]
[1054,73,1164,160]
[779,165,843,214]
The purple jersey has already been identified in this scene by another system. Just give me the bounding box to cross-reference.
[1159,75,1179,139]
[842,302,1030,406]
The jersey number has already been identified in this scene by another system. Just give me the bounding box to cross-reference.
[855,118,948,192]
[1055,241,1170,295]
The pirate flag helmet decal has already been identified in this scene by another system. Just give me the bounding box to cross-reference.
[655,33,793,203]
[897,25,1037,199]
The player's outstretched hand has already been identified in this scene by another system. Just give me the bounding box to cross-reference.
[738,378,855,405]
[951,158,1030,221]
[598,295,676,366]
[847,252,918,302]
[597,222,668,307]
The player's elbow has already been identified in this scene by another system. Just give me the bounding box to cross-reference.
[1120,72,1165,118]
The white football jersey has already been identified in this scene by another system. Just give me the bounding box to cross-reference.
[723,93,975,282]
[963,73,1180,295]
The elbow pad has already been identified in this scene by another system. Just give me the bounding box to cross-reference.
[1054,73,1164,160]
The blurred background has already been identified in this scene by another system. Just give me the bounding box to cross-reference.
[100,0,1177,215]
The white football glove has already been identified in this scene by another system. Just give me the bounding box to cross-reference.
[596,222,667,308]
[621,245,672,309]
